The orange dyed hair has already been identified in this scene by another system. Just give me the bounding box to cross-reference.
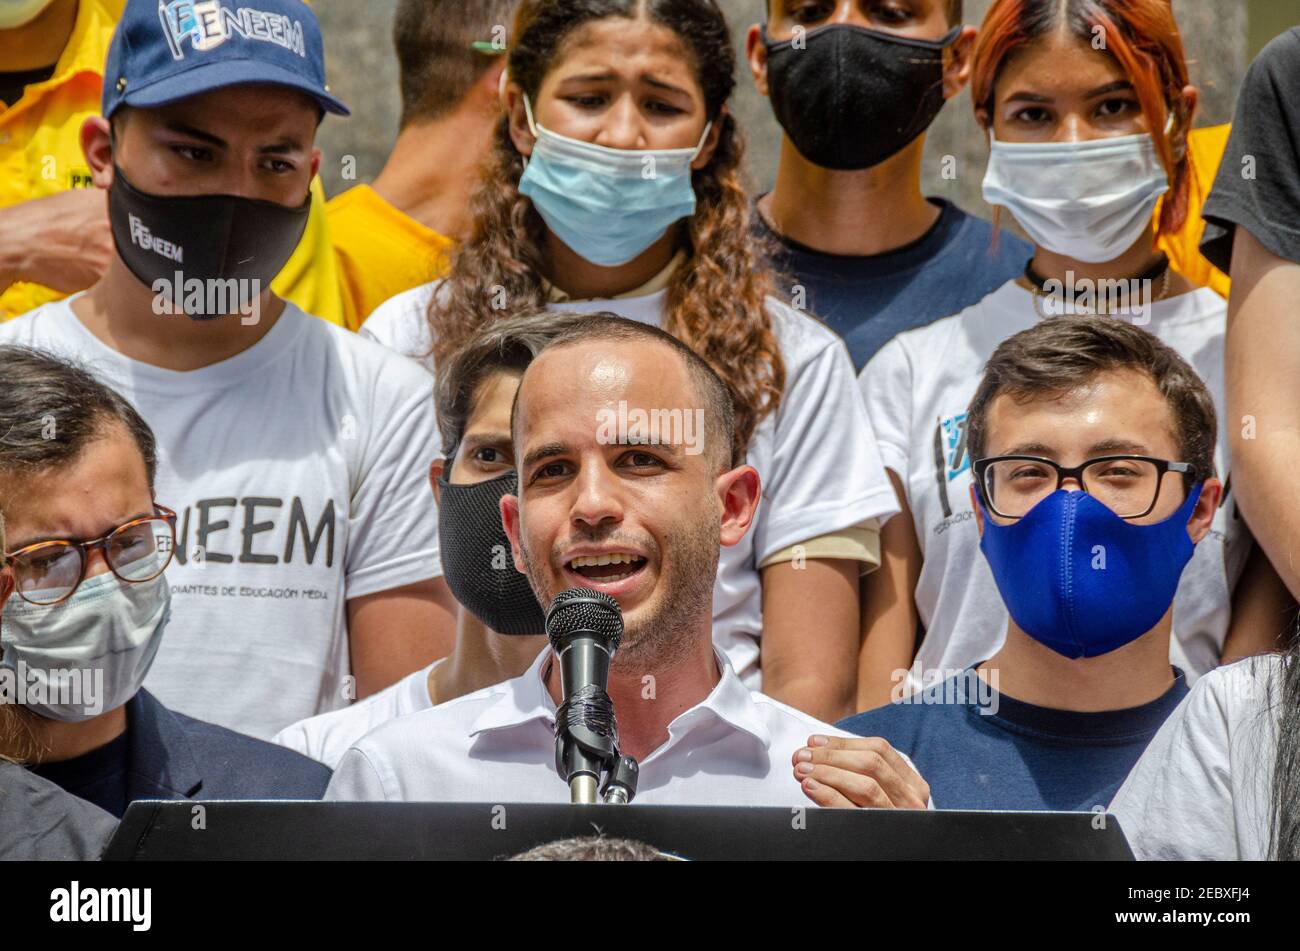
[971,0,1192,237]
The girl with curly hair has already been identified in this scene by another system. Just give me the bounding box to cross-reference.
[362,0,897,721]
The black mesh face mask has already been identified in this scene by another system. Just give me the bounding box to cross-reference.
[436,470,547,636]
[763,23,960,171]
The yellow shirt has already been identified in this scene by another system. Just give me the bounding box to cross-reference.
[327,184,454,331]
[276,180,345,326]
[0,0,344,325]
[1157,124,1232,299]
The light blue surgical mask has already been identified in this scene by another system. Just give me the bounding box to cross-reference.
[518,95,711,268]
[1,571,171,722]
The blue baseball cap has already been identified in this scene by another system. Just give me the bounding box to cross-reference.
[103,0,350,118]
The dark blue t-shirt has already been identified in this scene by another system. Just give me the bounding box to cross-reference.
[836,668,1188,811]
[28,690,330,818]
[757,198,1032,370]
[30,730,130,818]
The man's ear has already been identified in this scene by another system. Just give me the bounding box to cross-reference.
[503,80,536,159]
[1186,477,1222,544]
[81,116,115,189]
[0,568,13,612]
[969,483,985,537]
[479,60,508,111]
[717,464,761,548]
[745,24,770,97]
[429,459,447,505]
[500,491,527,573]
[943,26,978,100]
[309,146,322,182]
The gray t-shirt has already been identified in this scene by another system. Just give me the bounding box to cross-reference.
[0,761,117,861]
[1201,28,1300,270]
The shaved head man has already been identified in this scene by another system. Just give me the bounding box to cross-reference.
[326,315,928,809]
[504,318,739,679]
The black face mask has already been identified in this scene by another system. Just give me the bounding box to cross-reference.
[436,470,546,636]
[107,165,310,320]
[763,23,960,171]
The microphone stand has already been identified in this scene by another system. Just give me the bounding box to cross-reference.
[600,754,640,804]
[555,692,640,805]
[556,706,615,804]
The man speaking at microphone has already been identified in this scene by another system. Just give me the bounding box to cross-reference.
[325,316,928,808]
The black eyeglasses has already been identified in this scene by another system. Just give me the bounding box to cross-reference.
[4,505,177,606]
[972,455,1195,521]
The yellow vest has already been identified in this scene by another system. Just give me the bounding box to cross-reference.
[0,0,344,325]
[1157,124,1232,299]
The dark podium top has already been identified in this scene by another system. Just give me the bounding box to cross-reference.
[105,801,1134,860]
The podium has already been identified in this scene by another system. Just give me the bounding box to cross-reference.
[105,801,1134,860]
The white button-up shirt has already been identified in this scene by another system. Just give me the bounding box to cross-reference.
[324,650,851,806]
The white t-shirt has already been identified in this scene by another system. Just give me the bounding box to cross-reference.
[0,297,441,739]
[324,648,855,806]
[362,284,900,687]
[1110,655,1286,860]
[860,281,1248,687]
[273,659,441,768]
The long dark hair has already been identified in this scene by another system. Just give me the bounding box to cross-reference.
[430,0,784,455]
[1270,632,1300,859]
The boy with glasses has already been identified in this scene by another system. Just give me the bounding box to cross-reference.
[826,317,1218,811]
[0,345,330,817]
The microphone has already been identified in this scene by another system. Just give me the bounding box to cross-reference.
[546,587,626,804]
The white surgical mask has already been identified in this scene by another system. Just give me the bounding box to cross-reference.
[1,571,171,722]
[518,94,711,268]
[0,0,56,29]
[981,132,1170,264]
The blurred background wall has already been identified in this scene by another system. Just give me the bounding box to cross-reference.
[314,0,1297,215]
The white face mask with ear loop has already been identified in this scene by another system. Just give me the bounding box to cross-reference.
[0,0,56,30]
[981,117,1174,265]
[0,571,172,722]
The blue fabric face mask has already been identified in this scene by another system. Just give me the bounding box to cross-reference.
[517,95,711,268]
[978,484,1203,658]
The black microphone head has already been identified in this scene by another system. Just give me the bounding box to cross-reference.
[545,588,623,651]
